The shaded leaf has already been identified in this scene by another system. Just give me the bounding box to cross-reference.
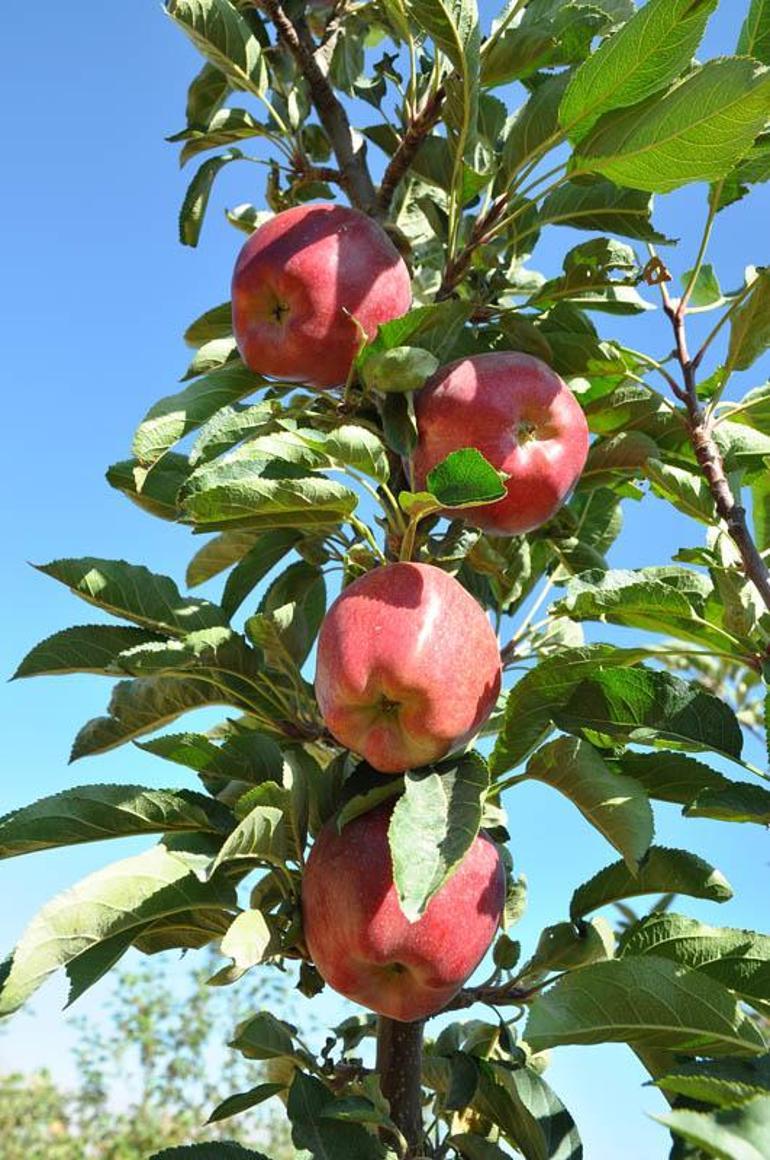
[525,956,765,1056]
[35,557,226,636]
[0,844,237,1015]
[574,60,770,194]
[388,752,489,921]
[526,737,653,870]
[14,625,158,679]
[0,785,229,859]
[570,846,732,922]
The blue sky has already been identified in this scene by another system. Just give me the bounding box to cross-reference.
[1,2,769,1156]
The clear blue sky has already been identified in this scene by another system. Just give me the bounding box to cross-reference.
[1,3,769,1157]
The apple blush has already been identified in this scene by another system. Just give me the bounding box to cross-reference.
[315,562,502,774]
[232,202,412,389]
[301,801,506,1021]
[414,351,589,535]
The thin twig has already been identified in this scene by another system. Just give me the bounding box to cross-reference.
[378,85,446,213]
[662,297,770,615]
[256,0,377,212]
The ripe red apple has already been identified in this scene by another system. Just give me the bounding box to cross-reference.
[231,203,412,389]
[301,802,506,1021]
[413,352,589,535]
[315,562,501,774]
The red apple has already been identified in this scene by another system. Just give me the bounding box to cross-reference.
[315,563,501,774]
[231,203,412,389]
[301,802,505,1021]
[413,352,589,535]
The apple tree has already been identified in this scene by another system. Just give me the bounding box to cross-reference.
[5,0,770,1156]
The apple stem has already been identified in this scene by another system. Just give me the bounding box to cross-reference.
[376,1016,425,1156]
[399,518,419,562]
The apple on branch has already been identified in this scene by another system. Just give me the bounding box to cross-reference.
[413,352,589,535]
[232,203,412,390]
[315,562,502,774]
[301,801,506,1021]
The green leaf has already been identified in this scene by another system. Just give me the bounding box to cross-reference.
[574,60,770,194]
[182,335,240,380]
[682,263,724,309]
[165,0,268,100]
[619,912,770,1007]
[179,148,248,246]
[150,1144,271,1159]
[570,846,733,922]
[645,459,716,523]
[388,752,489,921]
[686,782,770,825]
[13,625,158,679]
[727,268,770,373]
[426,448,507,509]
[405,0,480,128]
[526,737,653,871]
[221,528,301,618]
[175,107,272,166]
[70,674,253,761]
[579,432,658,488]
[294,423,391,483]
[539,180,672,244]
[491,645,651,776]
[554,666,744,760]
[0,785,229,859]
[472,1058,583,1160]
[138,729,283,786]
[0,843,237,1016]
[218,909,279,978]
[713,132,770,211]
[229,1010,302,1061]
[361,301,474,363]
[360,345,439,394]
[555,567,731,651]
[610,750,729,806]
[180,459,358,531]
[560,0,718,140]
[501,73,570,180]
[209,789,287,875]
[133,363,263,466]
[207,1081,286,1124]
[113,626,258,678]
[657,1057,770,1108]
[524,956,766,1056]
[378,391,418,458]
[739,0,770,63]
[107,454,191,521]
[255,559,326,667]
[521,919,615,981]
[287,1069,390,1159]
[656,1096,770,1160]
[186,530,258,587]
[184,300,232,347]
[184,61,229,129]
[34,557,226,636]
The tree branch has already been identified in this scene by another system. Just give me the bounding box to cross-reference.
[378,85,446,213]
[441,978,538,1012]
[435,193,509,300]
[256,0,378,213]
[376,1017,425,1156]
[664,300,770,616]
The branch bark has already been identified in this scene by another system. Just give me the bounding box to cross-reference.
[435,193,508,301]
[665,300,770,616]
[376,1017,425,1156]
[441,979,536,1012]
[378,86,446,214]
[256,0,378,213]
